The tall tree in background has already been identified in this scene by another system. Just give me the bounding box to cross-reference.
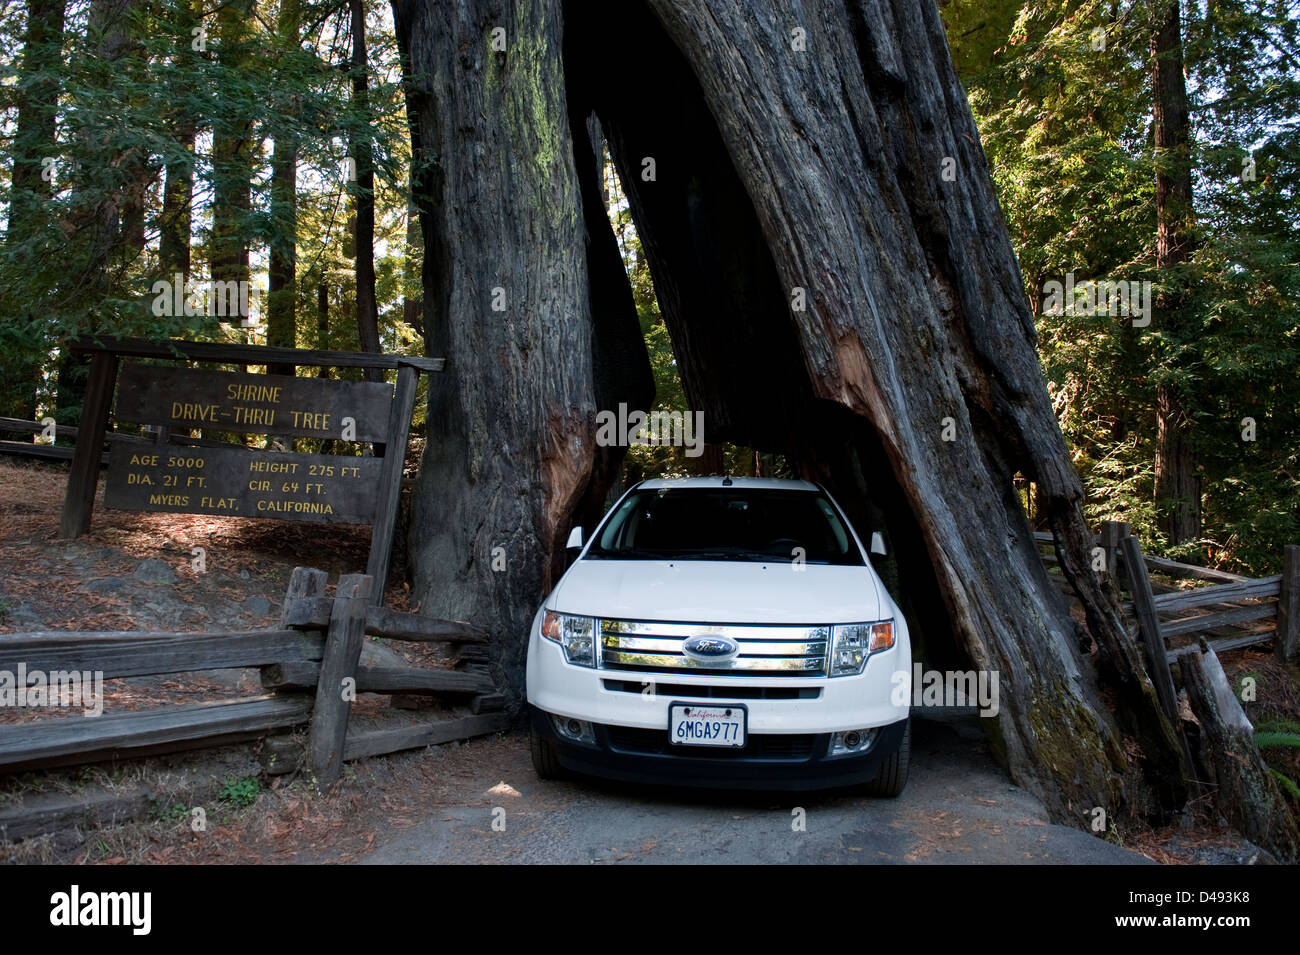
[267,0,303,376]
[1150,0,1200,549]
[55,0,139,421]
[1,0,68,425]
[159,0,198,281]
[211,0,255,330]
[944,0,1299,573]
[350,0,381,380]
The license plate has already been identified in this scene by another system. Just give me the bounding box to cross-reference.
[669,703,747,748]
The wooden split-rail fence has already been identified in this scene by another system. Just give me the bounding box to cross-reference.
[1035,522,1297,667]
[1037,522,1300,860]
[0,567,508,784]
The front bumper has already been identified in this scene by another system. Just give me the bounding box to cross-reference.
[531,706,909,790]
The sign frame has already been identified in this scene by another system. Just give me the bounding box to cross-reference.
[57,337,442,607]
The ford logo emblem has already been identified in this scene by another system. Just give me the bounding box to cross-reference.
[683,634,739,662]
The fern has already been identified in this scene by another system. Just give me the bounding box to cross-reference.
[1256,719,1300,737]
[1269,768,1300,801]
[1254,732,1300,751]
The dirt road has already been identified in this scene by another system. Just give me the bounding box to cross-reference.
[349,715,1148,865]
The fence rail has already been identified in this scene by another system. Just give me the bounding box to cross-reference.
[1033,527,1297,663]
[0,567,507,781]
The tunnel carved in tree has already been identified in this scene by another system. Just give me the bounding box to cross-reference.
[394,0,1189,824]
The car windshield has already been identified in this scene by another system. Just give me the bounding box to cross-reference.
[585,486,864,565]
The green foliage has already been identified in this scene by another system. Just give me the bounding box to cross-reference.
[216,774,261,808]
[1255,731,1300,752]
[1257,723,1300,803]
[944,0,1300,573]
[147,792,190,822]
[0,0,424,423]
[1269,768,1300,801]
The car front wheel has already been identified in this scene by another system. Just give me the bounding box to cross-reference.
[530,728,568,780]
[862,718,911,797]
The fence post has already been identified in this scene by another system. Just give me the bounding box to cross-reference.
[1099,521,1128,588]
[1277,544,1299,663]
[1119,535,1179,724]
[58,351,119,539]
[308,573,372,785]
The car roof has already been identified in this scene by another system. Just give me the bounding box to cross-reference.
[635,476,820,491]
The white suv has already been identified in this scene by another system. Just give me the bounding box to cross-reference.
[525,477,912,794]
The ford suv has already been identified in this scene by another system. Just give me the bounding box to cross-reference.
[525,477,912,794]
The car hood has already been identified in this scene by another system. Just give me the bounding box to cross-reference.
[547,558,888,624]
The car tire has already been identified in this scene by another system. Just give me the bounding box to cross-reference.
[863,718,910,797]
[530,728,568,780]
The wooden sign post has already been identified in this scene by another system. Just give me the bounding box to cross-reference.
[57,337,442,606]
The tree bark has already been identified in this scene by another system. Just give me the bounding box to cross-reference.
[267,0,302,377]
[211,0,255,327]
[351,0,381,382]
[160,0,198,281]
[1151,0,1200,549]
[395,0,1189,823]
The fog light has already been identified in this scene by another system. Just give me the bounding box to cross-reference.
[551,714,595,744]
[829,727,878,757]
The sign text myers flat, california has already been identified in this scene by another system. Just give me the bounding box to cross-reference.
[105,445,382,524]
[114,363,394,442]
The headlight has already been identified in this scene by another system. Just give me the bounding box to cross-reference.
[541,611,596,667]
[829,621,894,676]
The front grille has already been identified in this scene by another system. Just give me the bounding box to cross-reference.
[605,725,818,759]
[600,620,828,677]
[601,680,821,700]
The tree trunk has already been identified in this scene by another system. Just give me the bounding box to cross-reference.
[160,118,195,279]
[2,0,67,426]
[159,0,197,281]
[395,0,1189,824]
[1151,0,1200,549]
[267,0,302,377]
[350,0,381,382]
[56,0,137,424]
[211,0,254,327]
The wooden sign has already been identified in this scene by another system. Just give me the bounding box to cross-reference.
[105,445,383,524]
[59,337,435,607]
[114,363,394,442]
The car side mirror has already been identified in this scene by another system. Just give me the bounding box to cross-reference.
[870,532,887,556]
[565,526,584,568]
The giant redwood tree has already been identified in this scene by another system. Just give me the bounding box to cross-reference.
[391,0,1189,825]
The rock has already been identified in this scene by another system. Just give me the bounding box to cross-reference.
[360,639,409,668]
[245,595,273,616]
[133,558,177,585]
[86,576,129,593]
